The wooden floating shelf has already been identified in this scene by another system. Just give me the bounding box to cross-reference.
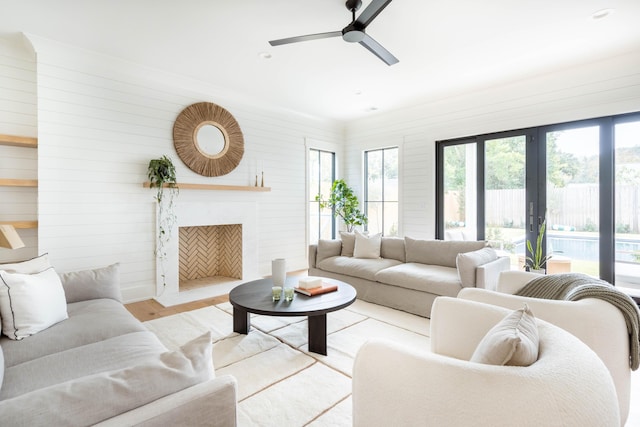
[0,134,38,148]
[0,178,38,187]
[143,182,270,192]
[0,221,38,229]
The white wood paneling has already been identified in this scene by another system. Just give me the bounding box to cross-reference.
[24,34,342,302]
[0,35,37,263]
[345,50,640,240]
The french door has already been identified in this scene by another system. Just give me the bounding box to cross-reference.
[437,112,640,290]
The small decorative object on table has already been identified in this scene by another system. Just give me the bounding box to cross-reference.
[295,278,339,296]
[272,258,286,286]
[284,287,295,302]
[272,286,282,301]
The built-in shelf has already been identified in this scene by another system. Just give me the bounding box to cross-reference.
[0,134,38,148]
[0,178,38,187]
[142,182,271,192]
[0,221,38,229]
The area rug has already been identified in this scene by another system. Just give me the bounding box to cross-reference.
[143,300,431,426]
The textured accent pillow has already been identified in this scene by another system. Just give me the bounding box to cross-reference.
[58,263,123,303]
[0,267,69,340]
[456,247,498,287]
[470,304,539,366]
[354,230,382,259]
[0,332,214,426]
[0,253,51,274]
[316,239,342,264]
[339,231,356,257]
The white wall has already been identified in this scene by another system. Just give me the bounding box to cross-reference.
[0,35,38,263]
[344,49,640,240]
[1,34,343,302]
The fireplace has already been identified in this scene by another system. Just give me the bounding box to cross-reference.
[178,224,242,289]
[155,200,259,306]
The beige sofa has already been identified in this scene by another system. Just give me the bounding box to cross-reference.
[308,235,510,317]
[0,256,237,426]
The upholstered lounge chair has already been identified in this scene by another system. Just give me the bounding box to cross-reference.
[458,270,631,426]
[352,296,620,427]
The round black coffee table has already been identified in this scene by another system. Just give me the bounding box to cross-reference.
[229,277,356,355]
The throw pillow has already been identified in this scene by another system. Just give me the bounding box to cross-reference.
[353,230,382,259]
[0,253,51,274]
[470,304,539,366]
[316,239,342,264]
[0,332,214,426]
[339,231,356,257]
[58,263,123,303]
[456,247,498,287]
[0,267,69,340]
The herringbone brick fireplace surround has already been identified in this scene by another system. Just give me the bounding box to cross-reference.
[178,224,242,287]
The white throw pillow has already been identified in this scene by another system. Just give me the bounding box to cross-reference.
[353,230,382,259]
[339,231,356,257]
[470,304,539,366]
[0,267,68,340]
[456,247,498,287]
[0,253,51,274]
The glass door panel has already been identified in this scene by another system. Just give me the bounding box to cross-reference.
[484,136,526,269]
[443,143,477,240]
[615,120,640,296]
[545,126,600,276]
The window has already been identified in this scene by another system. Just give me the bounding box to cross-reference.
[436,112,640,297]
[309,148,335,243]
[365,147,399,236]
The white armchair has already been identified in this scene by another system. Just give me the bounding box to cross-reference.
[352,296,620,427]
[458,270,631,425]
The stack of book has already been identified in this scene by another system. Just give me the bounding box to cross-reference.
[294,277,338,296]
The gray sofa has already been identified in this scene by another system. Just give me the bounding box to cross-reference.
[309,235,510,317]
[0,256,237,426]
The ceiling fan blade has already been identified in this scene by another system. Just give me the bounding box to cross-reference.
[355,0,393,28]
[359,33,398,65]
[269,31,342,46]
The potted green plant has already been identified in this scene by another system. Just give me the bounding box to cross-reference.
[525,218,551,273]
[316,179,367,232]
[147,155,179,291]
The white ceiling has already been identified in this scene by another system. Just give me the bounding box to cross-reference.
[1,0,639,122]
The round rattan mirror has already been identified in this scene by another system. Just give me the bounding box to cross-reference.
[173,102,244,177]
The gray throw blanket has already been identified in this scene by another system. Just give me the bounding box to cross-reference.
[516,273,640,371]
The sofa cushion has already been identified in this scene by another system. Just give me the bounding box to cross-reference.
[380,237,406,262]
[1,329,167,400]
[405,237,486,268]
[316,239,342,264]
[318,256,402,281]
[0,344,4,391]
[470,304,539,366]
[0,267,69,340]
[0,299,150,368]
[0,332,213,426]
[0,253,51,274]
[59,263,123,303]
[374,263,463,297]
[339,232,356,257]
[354,231,381,259]
[456,247,498,287]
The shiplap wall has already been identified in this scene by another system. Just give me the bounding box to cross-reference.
[344,49,640,240]
[9,34,343,302]
[0,36,38,263]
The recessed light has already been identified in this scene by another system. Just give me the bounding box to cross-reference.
[367,106,378,112]
[258,52,272,60]
[591,8,614,20]
[354,90,363,96]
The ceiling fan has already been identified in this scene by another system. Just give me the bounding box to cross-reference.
[269,0,398,66]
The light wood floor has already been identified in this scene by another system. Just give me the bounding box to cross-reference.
[125,294,229,322]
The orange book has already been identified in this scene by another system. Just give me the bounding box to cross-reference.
[294,283,338,296]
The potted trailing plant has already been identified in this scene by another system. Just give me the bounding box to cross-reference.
[526,218,551,273]
[147,155,179,291]
[316,179,367,232]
